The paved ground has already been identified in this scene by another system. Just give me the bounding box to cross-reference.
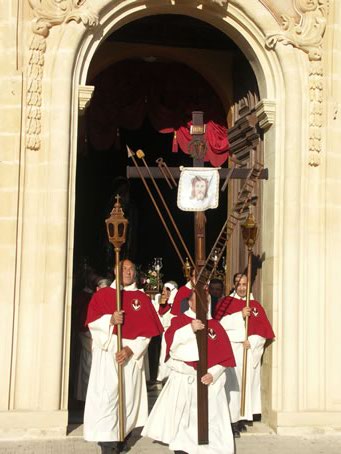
[2,389,341,453]
[1,425,341,454]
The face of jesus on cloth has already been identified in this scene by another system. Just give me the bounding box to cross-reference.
[190,176,209,201]
[235,274,247,298]
[121,259,136,287]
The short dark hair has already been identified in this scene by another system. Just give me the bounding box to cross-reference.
[233,273,246,286]
[209,278,224,288]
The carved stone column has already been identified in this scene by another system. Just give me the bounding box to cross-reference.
[265,0,329,166]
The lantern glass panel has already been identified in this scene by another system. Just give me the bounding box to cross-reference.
[118,224,124,237]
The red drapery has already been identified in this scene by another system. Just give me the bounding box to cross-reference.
[87,60,230,166]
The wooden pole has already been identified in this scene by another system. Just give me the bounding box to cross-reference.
[139,152,197,272]
[106,195,128,443]
[240,248,252,417]
[195,212,209,444]
[127,147,185,267]
[114,249,125,442]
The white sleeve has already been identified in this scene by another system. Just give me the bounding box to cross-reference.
[248,334,266,368]
[170,324,199,362]
[123,337,150,369]
[162,311,175,329]
[88,314,114,350]
[208,364,225,384]
[220,312,245,342]
[88,315,151,368]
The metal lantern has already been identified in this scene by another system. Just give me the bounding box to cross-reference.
[241,210,258,250]
[105,195,128,250]
[105,194,128,442]
[153,257,163,292]
[183,257,192,280]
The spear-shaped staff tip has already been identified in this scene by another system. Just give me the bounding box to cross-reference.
[126,145,135,158]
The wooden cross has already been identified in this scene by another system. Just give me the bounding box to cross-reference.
[189,111,210,444]
[126,111,268,444]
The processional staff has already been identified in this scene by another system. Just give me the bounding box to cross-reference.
[105,195,129,442]
[127,146,186,268]
[135,149,196,272]
[240,209,258,417]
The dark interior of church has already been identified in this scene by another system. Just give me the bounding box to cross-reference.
[73,14,256,286]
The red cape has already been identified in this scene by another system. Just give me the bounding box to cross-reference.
[165,314,236,369]
[215,296,275,340]
[158,303,172,316]
[170,285,192,315]
[85,287,163,339]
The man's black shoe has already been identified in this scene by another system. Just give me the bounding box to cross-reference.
[238,420,247,432]
[98,441,126,454]
[98,442,115,454]
[231,422,241,438]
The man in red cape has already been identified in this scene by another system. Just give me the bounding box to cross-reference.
[214,274,275,436]
[170,270,194,316]
[142,292,235,454]
[83,259,163,454]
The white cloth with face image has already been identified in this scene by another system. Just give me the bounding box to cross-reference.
[177,167,220,212]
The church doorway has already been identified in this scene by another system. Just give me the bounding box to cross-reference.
[68,13,263,427]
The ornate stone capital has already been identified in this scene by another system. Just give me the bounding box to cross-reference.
[26,1,98,152]
[78,85,95,114]
[28,0,98,37]
[265,0,329,61]
[255,99,276,131]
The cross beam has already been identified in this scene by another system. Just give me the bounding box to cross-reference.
[127,166,268,181]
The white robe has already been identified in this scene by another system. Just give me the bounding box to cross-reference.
[153,289,177,382]
[83,314,150,442]
[142,310,234,454]
[220,309,265,422]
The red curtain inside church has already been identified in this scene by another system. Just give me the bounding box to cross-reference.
[87,60,230,166]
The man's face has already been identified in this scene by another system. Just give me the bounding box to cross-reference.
[188,293,196,312]
[161,286,171,299]
[209,283,224,299]
[233,273,242,288]
[236,275,247,298]
[194,180,207,200]
[122,260,136,286]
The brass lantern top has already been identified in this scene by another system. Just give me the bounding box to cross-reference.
[241,209,258,250]
[105,195,129,250]
[183,257,192,280]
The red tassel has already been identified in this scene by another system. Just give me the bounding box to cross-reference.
[172,130,178,153]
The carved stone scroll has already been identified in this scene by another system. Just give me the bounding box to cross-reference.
[26,1,98,151]
[265,0,328,61]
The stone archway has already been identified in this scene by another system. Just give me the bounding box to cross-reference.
[64,1,283,430]
[6,0,332,437]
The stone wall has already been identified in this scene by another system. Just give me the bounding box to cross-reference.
[0,0,340,438]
